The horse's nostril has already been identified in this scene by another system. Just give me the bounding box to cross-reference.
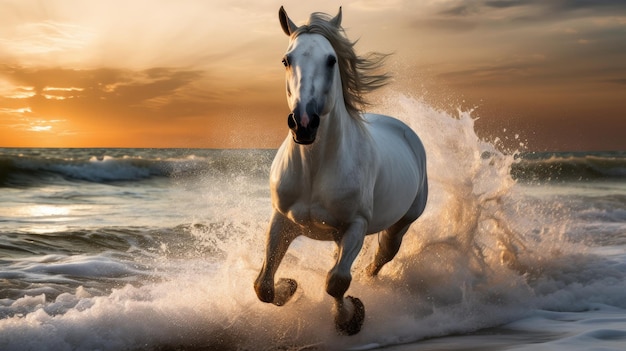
[310,114,320,129]
[287,113,297,130]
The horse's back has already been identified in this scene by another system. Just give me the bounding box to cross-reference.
[366,113,425,155]
[364,113,426,171]
[364,113,427,233]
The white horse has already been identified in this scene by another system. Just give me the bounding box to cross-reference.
[254,7,428,335]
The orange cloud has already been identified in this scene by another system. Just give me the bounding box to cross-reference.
[0,63,286,147]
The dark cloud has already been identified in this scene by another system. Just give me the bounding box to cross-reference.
[484,0,528,9]
[606,78,626,85]
[438,4,480,17]
[549,0,626,12]
[435,59,546,88]
[420,18,479,32]
[433,0,626,23]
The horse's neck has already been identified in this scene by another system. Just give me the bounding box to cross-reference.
[290,103,364,172]
[284,68,368,173]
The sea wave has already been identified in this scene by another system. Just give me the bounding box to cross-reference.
[3,148,624,187]
[0,223,224,310]
[0,149,274,186]
[512,151,626,182]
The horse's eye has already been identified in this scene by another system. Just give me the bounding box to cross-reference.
[327,55,337,67]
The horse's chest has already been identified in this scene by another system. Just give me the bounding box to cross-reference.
[272,173,360,234]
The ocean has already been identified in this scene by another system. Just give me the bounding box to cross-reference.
[1,96,625,350]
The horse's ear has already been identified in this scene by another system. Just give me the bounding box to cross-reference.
[279,6,298,36]
[330,6,342,28]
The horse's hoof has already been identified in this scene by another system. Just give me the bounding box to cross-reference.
[273,278,298,306]
[335,296,365,336]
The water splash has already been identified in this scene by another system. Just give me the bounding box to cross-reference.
[2,95,624,351]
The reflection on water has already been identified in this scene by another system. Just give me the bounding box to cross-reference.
[4,204,99,234]
[16,204,71,218]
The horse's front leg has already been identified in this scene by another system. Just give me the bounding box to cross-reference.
[254,211,299,306]
[327,217,367,335]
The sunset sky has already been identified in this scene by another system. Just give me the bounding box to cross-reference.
[1,0,625,150]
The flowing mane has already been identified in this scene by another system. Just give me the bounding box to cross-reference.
[291,12,391,120]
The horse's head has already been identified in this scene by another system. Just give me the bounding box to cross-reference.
[279,7,342,145]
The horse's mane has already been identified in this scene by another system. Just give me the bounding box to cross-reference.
[292,12,391,120]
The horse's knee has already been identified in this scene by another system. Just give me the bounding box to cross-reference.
[326,269,351,298]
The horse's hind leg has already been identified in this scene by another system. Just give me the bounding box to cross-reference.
[254,211,299,306]
[365,219,413,277]
[366,185,427,277]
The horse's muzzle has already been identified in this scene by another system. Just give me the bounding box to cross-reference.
[288,113,320,145]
